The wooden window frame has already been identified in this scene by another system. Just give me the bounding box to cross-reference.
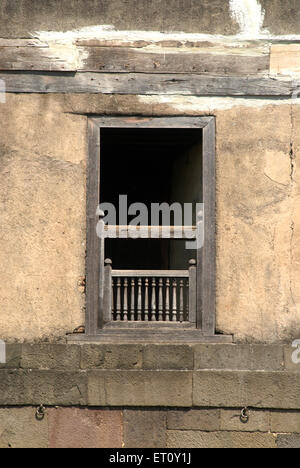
[84,116,218,340]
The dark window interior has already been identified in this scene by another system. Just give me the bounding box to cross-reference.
[100,128,203,270]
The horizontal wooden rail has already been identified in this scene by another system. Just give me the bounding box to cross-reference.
[111,270,189,277]
[103,225,196,239]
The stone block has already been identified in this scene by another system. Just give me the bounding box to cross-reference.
[0,344,22,369]
[21,344,81,370]
[88,370,192,407]
[0,407,48,448]
[220,409,270,432]
[124,410,166,448]
[143,345,194,370]
[277,434,300,449]
[48,407,122,448]
[194,344,284,371]
[80,344,143,369]
[167,430,277,448]
[0,370,87,405]
[193,370,300,409]
[270,411,300,433]
[167,409,220,431]
[193,371,244,407]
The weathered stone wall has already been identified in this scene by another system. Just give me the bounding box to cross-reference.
[0,343,299,448]
[2,406,300,448]
[0,0,299,37]
[0,94,299,342]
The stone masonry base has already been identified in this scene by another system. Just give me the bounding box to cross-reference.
[0,407,300,448]
[0,343,299,448]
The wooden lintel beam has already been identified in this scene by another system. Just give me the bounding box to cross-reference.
[0,71,294,96]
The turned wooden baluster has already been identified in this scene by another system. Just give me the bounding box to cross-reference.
[116,278,121,321]
[137,278,142,321]
[151,278,156,321]
[130,278,135,321]
[158,278,163,322]
[104,259,113,322]
[111,278,115,320]
[188,259,197,323]
[123,278,128,321]
[172,279,177,321]
[165,278,170,321]
[179,279,184,322]
[144,278,149,321]
[186,279,189,320]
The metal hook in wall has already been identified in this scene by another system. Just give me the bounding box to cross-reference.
[240,407,250,424]
[35,404,46,421]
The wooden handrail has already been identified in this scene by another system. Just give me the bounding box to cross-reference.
[103,225,196,239]
[111,270,189,277]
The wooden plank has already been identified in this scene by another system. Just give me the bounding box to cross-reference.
[111,270,189,278]
[199,118,216,335]
[85,119,101,335]
[67,330,233,343]
[0,47,76,71]
[0,43,268,74]
[0,72,294,96]
[81,47,269,75]
[92,116,212,128]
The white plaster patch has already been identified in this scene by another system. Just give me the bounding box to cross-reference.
[136,95,296,112]
[33,24,300,46]
[229,0,268,38]
[32,23,300,73]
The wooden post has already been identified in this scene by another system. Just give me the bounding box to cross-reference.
[179,279,184,322]
[200,118,216,334]
[158,278,163,322]
[131,278,135,321]
[123,278,128,321]
[137,278,142,321]
[116,278,121,321]
[151,278,156,321]
[98,209,105,329]
[189,259,197,323]
[172,279,177,321]
[144,278,149,321]
[103,258,112,322]
[165,279,170,322]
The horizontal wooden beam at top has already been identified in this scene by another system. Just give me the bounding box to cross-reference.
[81,47,269,75]
[0,72,295,96]
[0,44,269,74]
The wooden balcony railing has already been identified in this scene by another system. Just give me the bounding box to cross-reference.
[103,259,197,324]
